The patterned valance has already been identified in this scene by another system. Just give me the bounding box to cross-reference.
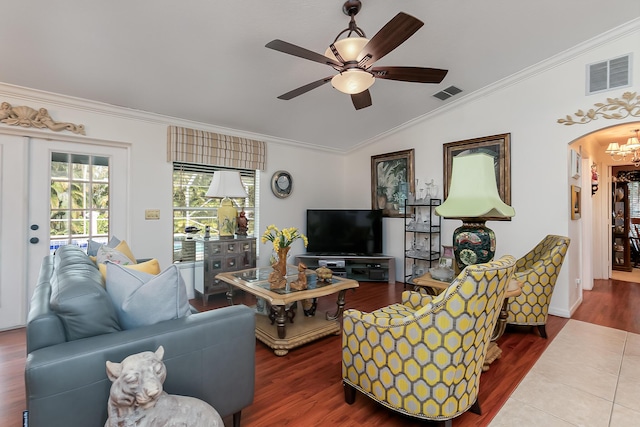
[167,125,266,170]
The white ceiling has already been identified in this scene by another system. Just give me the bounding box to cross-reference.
[0,1,638,151]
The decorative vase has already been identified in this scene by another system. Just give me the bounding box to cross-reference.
[274,246,290,277]
[452,221,496,271]
[431,244,456,282]
[439,245,456,270]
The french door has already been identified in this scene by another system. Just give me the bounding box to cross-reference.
[0,134,129,330]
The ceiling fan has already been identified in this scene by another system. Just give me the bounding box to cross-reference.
[265,0,448,110]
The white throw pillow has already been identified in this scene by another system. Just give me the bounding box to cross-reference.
[105,262,191,330]
[87,236,121,256]
[96,245,135,266]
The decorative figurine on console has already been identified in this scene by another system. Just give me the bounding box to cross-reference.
[290,262,308,291]
[268,263,287,290]
[236,210,249,236]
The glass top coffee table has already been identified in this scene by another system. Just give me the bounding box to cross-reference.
[216,265,359,356]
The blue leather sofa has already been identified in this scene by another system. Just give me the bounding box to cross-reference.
[25,244,255,427]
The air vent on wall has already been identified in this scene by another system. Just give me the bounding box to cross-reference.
[433,85,462,101]
[587,54,631,95]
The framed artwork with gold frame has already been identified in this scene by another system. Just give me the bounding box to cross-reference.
[571,185,581,220]
[371,149,415,218]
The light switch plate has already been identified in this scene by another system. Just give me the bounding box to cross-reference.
[145,209,160,220]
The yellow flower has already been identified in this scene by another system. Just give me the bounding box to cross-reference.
[262,225,307,250]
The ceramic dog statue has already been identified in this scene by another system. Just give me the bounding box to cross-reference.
[105,346,223,427]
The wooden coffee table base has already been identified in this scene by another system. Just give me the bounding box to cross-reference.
[216,266,359,356]
[255,312,340,356]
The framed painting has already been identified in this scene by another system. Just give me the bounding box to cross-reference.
[571,185,581,220]
[371,149,415,218]
[570,149,581,178]
[443,133,511,220]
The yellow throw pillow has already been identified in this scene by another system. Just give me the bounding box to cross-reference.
[98,258,161,284]
[114,240,137,264]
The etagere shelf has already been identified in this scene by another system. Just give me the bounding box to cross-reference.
[404,199,441,285]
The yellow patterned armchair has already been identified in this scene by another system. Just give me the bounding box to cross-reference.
[342,255,516,426]
[506,234,570,338]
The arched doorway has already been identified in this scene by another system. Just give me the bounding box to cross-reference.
[569,121,640,286]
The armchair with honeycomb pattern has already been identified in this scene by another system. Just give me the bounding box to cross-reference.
[342,255,516,426]
[506,234,570,338]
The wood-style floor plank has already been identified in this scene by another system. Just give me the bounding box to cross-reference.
[1,278,637,427]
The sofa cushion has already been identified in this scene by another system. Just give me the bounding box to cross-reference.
[96,244,135,266]
[98,258,161,284]
[49,245,121,340]
[113,240,137,264]
[105,262,191,330]
[87,236,121,257]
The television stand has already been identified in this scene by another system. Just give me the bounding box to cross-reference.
[294,254,395,284]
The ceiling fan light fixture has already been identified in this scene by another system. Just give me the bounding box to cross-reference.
[325,37,369,62]
[331,69,374,94]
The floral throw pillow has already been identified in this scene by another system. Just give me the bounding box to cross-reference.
[96,245,135,266]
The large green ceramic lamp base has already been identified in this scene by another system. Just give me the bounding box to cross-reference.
[453,220,496,271]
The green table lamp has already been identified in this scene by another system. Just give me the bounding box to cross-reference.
[435,152,515,270]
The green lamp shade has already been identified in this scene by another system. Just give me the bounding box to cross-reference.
[435,152,515,219]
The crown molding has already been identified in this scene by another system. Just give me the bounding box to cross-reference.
[349,17,640,153]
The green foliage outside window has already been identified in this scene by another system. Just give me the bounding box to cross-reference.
[49,153,110,251]
[172,164,257,262]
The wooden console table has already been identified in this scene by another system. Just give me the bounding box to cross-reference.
[294,254,396,284]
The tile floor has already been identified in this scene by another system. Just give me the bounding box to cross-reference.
[490,320,640,426]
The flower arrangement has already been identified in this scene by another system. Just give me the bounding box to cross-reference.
[261,225,308,251]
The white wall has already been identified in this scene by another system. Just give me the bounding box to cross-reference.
[2,20,638,321]
[345,20,640,318]
[0,84,347,271]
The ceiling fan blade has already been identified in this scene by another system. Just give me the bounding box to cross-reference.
[371,66,448,83]
[277,76,333,100]
[351,90,372,110]
[266,39,342,68]
[357,12,424,66]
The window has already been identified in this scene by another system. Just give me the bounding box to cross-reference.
[50,152,110,253]
[172,163,258,262]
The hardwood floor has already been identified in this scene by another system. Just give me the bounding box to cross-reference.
[2,278,638,427]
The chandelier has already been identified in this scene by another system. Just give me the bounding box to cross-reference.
[605,129,640,166]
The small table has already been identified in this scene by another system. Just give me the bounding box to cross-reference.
[412,272,523,370]
[216,266,359,356]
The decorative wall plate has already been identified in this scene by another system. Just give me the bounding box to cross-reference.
[271,170,293,198]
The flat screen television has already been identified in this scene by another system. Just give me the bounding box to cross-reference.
[306,209,383,256]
